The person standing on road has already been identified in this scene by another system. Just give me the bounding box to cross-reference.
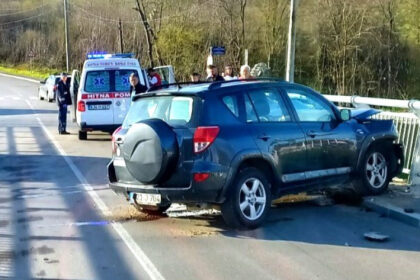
[148,68,162,88]
[206,65,224,82]
[129,73,147,97]
[56,73,72,135]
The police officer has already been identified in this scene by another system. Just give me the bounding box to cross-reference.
[129,73,147,97]
[56,73,72,135]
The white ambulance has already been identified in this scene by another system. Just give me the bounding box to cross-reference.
[70,53,174,140]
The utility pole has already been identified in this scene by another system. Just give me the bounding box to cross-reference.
[63,0,70,73]
[118,18,124,53]
[286,0,298,82]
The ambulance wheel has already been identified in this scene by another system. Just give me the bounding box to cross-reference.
[78,130,87,140]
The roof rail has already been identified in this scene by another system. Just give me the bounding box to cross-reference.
[207,77,284,90]
[145,77,285,93]
[146,81,208,92]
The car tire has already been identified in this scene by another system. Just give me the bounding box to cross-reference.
[133,204,170,216]
[353,145,391,196]
[78,130,87,140]
[221,167,271,229]
[48,92,53,103]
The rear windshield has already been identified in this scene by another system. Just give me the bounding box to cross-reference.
[84,70,138,93]
[123,96,194,128]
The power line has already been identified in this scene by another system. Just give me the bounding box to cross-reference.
[0,3,49,17]
[70,2,181,24]
[0,9,50,27]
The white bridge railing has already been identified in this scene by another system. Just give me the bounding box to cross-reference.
[324,95,420,186]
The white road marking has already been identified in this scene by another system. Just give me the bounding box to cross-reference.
[12,97,20,101]
[25,100,165,280]
[29,96,38,100]
[0,73,40,83]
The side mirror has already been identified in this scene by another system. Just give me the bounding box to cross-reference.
[340,109,351,121]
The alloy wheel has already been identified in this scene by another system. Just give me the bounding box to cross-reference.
[238,178,267,221]
[365,152,388,189]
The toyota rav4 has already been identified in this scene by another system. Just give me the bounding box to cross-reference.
[108,80,403,229]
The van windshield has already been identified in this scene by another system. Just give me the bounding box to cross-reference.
[123,96,194,128]
[84,70,138,93]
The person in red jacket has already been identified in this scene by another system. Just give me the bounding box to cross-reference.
[148,68,162,88]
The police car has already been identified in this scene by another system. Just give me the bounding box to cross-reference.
[70,53,174,140]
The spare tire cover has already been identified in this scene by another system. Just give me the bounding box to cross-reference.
[122,119,178,184]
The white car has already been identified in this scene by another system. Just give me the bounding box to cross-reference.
[38,75,71,102]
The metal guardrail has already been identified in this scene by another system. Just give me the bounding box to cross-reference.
[324,95,420,186]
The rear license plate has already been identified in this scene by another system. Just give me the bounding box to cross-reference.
[135,193,161,205]
[88,104,110,110]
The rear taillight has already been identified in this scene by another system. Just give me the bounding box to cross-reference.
[193,173,210,182]
[112,126,122,154]
[77,100,86,112]
[193,126,220,153]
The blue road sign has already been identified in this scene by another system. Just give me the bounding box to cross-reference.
[212,46,226,56]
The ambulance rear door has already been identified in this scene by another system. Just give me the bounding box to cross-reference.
[113,69,138,125]
[70,69,80,122]
[154,65,176,85]
[83,70,114,126]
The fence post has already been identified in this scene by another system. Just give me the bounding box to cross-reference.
[409,100,420,187]
[351,95,370,108]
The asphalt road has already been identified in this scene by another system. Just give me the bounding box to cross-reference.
[1,74,420,280]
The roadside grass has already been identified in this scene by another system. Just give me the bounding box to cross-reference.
[0,64,61,81]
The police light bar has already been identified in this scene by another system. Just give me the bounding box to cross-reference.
[86,51,108,59]
[111,53,135,58]
[86,52,134,59]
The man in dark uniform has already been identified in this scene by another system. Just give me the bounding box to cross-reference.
[129,73,147,97]
[56,73,72,135]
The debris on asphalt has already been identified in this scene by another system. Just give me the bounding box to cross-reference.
[107,205,163,222]
[272,193,317,205]
[310,196,335,207]
[363,232,389,242]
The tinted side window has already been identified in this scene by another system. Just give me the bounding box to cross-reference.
[222,95,239,118]
[286,89,336,122]
[247,88,291,122]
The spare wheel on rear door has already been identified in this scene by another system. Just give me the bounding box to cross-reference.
[122,119,179,184]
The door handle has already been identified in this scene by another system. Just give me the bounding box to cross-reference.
[307,130,320,138]
[258,135,271,141]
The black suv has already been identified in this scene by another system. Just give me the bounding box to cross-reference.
[108,80,403,229]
